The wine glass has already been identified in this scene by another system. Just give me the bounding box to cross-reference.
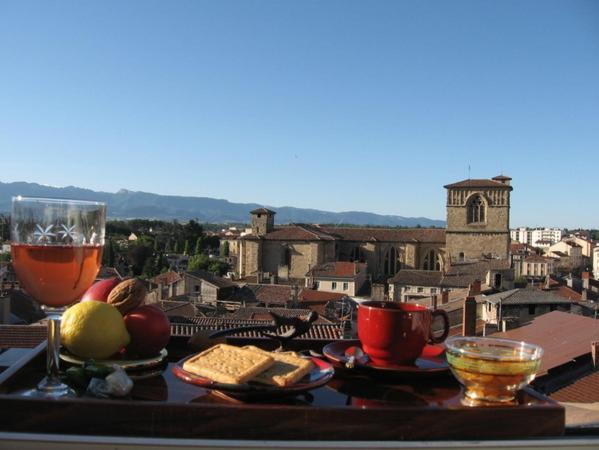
[11,196,106,398]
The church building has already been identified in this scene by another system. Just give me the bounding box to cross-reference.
[237,175,512,288]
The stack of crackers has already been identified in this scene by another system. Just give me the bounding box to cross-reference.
[182,344,314,387]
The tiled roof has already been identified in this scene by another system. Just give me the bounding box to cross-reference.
[388,270,443,286]
[157,300,196,317]
[186,270,236,288]
[0,324,47,349]
[298,288,347,303]
[228,307,313,320]
[250,208,276,215]
[492,311,599,376]
[306,262,366,279]
[551,371,599,403]
[554,286,583,301]
[240,284,291,305]
[148,271,182,286]
[319,226,446,243]
[484,288,574,306]
[242,224,337,241]
[443,178,513,190]
[492,175,512,181]
[169,315,343,341]
[441,259,511,288]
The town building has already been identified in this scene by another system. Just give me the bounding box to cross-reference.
[305,261,368,296]
[510,227,562,248]
[519,254,556,280]
[482,288,574,332]
[546,241,583,272]
[594,246,599,280]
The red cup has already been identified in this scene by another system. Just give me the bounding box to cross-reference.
[357,301,450,365]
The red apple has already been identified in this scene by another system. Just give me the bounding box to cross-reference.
[124,305,171,357]
[81,278,121,302]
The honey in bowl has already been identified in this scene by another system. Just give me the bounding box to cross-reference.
[445,336,543,405]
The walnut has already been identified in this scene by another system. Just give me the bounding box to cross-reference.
[107,278,146,315]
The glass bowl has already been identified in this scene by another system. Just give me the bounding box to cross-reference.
[445,336,543,405]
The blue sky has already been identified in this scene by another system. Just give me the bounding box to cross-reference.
[1,1,597,228]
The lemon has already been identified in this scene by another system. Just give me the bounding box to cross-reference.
[61,301,130,360]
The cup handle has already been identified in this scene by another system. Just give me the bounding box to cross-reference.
[430,309,450,344]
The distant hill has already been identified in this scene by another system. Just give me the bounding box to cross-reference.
[0,181,446,227]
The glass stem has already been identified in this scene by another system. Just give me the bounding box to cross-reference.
[37,306,70,394]
[46,314,62,385]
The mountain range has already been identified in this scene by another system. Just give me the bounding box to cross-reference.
[0,181,445,227]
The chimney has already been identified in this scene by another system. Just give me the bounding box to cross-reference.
[544,275,551,290]
[582,272,590,290]
[431,295,438,310]
[582,289,588,302]
[566,275,573,288]
[463,296,477,336]
[469,279,481,296]
[592,341,599,370]
[441,290,449,305]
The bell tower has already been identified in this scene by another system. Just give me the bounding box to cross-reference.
[250,208,275,236]
[444,175,512,262]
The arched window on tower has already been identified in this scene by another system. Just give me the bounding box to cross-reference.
[422,250,441,271]
[384,247,401,276]
[467,195,485,223]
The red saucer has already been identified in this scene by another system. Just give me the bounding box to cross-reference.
[323,340,448,374]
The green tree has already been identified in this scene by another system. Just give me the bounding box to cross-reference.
[188,253,210,272]
[208,260,230,276]
[222,241,230,257]
[153,237,159,253]
[183,240,190,256]
[173,241,180,254]
[142,256,158,278]
[127,242,154,276]
[194,236,203,255]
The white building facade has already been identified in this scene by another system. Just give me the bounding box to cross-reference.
[510,227,562,248]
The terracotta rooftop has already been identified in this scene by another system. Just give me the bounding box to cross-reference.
[240,284,291,305]
[0,324,47,349]
[388,270,443,286]
[169,315,343,341]
[492,311,599,376]
[484,288,574,306]
[550,371,599,403]
[250,208,276,215]
[319,226,446,243]
[443,178,513,190]
[298,288,347,303]
[242,224,337,241]
[306,262,366,279]
[148,271,182,286]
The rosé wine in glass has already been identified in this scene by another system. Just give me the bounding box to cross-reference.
[11,196,106,398]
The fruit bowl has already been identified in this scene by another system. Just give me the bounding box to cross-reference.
[60,348,168,372]
[445,336,543,406]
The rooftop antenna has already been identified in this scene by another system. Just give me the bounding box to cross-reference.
[468,164,471,179]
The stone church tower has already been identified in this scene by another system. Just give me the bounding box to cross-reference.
[250,208,275,236]
[444,175,512,263]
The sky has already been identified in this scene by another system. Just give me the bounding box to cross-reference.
[0,1,597,228]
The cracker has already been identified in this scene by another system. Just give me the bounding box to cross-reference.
[182,344,274,384]
[244,346,314,387]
